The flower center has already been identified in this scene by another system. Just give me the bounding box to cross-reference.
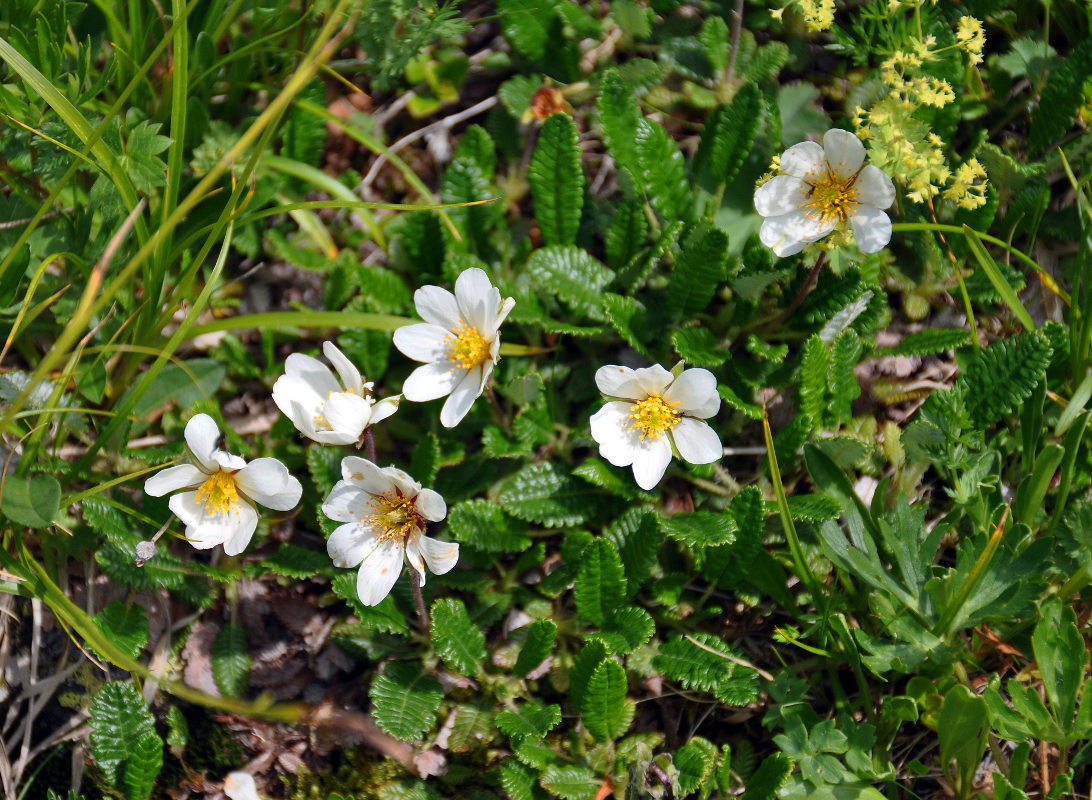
[365,490,424,544]
[804,169,860,224]
[195,472,240,515]
[446,321,490,370]
[628,394,681,440]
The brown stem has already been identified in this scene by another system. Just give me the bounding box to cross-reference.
[646,762,675,800]
[757,251,828,334]
[361,427,377,462]
[724,0,745,88]
[411,572,430,633]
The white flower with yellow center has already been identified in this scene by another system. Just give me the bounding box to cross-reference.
[143,414,302,556]
[392,268,516,428]
[322,456,457,606]
[755,129,896,257]
[272,341,399,446]
[590,364,723,490]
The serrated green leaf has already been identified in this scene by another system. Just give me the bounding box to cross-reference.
[498,462,602,527]
[370,661,444,741]
[455,124,496,179]
[496,702,562,741]
[409,432,441,484]
[263,542,329,579]
[673,327,730,367]
[330,574,411,635]
[446,700,496,752]
[668,228,729,316]
[573,456,644,500]
[540,765,602,800]
[530,113,584,246]
[583,659,631,742]
[602,293,651,357]
[211,623,250,698]
[430,598,486,675]
[883,328,970,356]
[799,334,829,430]
[447,499,532,552]
[89,682,158,786]
[605,201,648,270]
[1029,38,1092,154]
[570,639,610,709]
[574,538,626,626]
[961,331,1052,426]
[501,759,540,800]
[498,74,541,117]
[94,602,149,660]
[600,606,655,653]
[122,732,163,800]
[306,443,341,497]
[526,246,614,320]
[659,511,737,549]
[653,633,759,705]
[603,507,663,597]
[355,264,413,314]
[634,118,689,224]
[695,85,763,186]
[828,329,862,425]
[742,752,794,800]
[598,70,641,174]
[514,619,558,677]
[676,736,718,796]
[1,473,60,528]
[166,705,188,754]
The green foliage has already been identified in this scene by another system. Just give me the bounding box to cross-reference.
[498,462,603,527]
[695,84,763,186]
[653,633,759,704]
[1029,38,1092,154]
[514,619,558,677]
[94,602,149,660]
[574,538,627,626]
[448,499,532,552]
[526,246,614,321]
[659,511,737,549]
[1,473,60,528]
[370,662,444,742]
[668,228,730,317]
[212,623,250,698]
[961,332,1052,426]
[430,598,487,675]
[89,683,162,790]
[598,70,642,174]
[582,659,633,742]
[634,119,689,224]
[530,114,585,246]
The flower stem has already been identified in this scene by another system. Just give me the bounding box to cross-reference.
[411,574,430,633]
[757,251,827,334]
[361,427,377,463]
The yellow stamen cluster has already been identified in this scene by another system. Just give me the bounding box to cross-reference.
[195,472,240,515]
[628,394,681,440]
[803,170,860,225]
[446,321,490,371]
[365,490,424,544]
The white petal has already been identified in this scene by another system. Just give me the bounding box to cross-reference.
[854,164,895,209]
[594,365,645,400]
[356,542,405,606]
[340,456,392,493]
[414,285,461,329]
[144,464,205,496]
[184,414,222,472]
[754,175,809,217]
[759,211,836,258]
[850,206,893,253]
[323,392,373,441]
[494,296,516,329]
[454,267,498,333]
[440,366,484,427]
[404,538,427,586]
[322,482,373,523]
[415,488,447,522]
[822,129,866,177]
[393,323,452,364]
[779,140,827,181]
[630,436,673,490]
[664,368,720,418]
[402,361,461,402]
[370,396,400,425]
[234,458,302,511]
[382,465,423,497]
[272,373,324,432]
[283,352,339,396]
[633,364,674,396]
[590,402,639,467]
[170,491,258,554]
[214,450,247,472]
[224,772,260,800]
[671,418,723,465]
[415,533,459,575]
[327,522,379,568]
[323,341,364,394]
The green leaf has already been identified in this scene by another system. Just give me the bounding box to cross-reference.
[409,432,441,485]
[799,334,829,430]
[122,732,164,800]
[500,760,541,800]
[211,623,250,698]
[598,70,642,174]
[574,538,627,626]
[676,736,719,796]
[583,659,632,742]
[498,74,541,117]
[540,765,602,800]
[129,359,227,418]
[659,511,738,549]
[962,227,1036,330]
[166,705,188,755]
[653,633,759,705]
[370,661,444,741]
[882,328,970,356]
[1029,38,1092,154]
[603,507,663,597]
[330,575,411,635]
[456,124,496,179]
[672,327,731,367]
[1,473,60,528]
[634,118,689,224]
[668,227,729,316]
[496,702,562,742]
[742,752,794,800]
[430,598,487,676]
[573,455,646,500]
[1033,599,1088,731]
[569,639,610,708]
[526,246,614,321]
[828,330,863,425]
[263,542,330,580]
[447,498,532,552]
[530,113,584,246]
[602,293,652,357]
[498,462,602,527]
[960,332,1052,427]
[938,684,989,795]
[600,606,655,653]
[94,602,149,660]
[605,201,648,270]
[514,619,558,677]
[89,682,158,786]
[695,84,763,186]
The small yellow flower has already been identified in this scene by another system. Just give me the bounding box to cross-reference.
[956,17,985,65]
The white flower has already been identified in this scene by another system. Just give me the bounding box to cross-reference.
[590,364,722,491]
[754,129,896,257]
[144,414,302,556]
[272,341,399,446]
[393,268,516,428]
[224,772,260,800]
[322,456,457,606]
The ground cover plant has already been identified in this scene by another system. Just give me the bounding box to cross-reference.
[1,0,1091,798]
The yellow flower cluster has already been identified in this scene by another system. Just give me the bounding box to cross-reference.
[943,158,988,209]
[856,103,952,203]
[956,16,985,65]
[798,0,836,31]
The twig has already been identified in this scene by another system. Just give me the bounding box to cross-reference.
[411,574,430,632]
[684,634,777,681]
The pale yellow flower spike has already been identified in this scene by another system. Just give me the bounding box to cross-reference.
[956,17,986,65]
